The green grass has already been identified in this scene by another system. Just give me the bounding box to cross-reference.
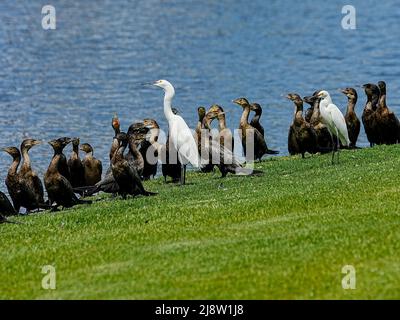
[1,145,400,299]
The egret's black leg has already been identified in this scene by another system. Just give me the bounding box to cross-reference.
[329,132,335,165]
[180,165,184,185]
[183,165,187,185]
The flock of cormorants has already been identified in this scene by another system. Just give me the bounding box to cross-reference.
[1,80,399,224]
[287,81,399,158]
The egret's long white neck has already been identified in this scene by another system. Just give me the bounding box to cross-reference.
[163,85,175,121]
[320,95,332,110]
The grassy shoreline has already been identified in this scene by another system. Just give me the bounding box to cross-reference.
[1,145,400,299]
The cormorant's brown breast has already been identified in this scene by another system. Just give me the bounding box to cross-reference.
[2,147,23,213]
[19,139,47,211]
[68,138,85,188]
[45,139,90,208]
[111,133,155,198]
[286,94,317,158]
[250,103,265,138]
[375,81,400,145]
[362,84,380,147]
[341,88,361,148]
[234,97,278,161]
[81,143,103,186]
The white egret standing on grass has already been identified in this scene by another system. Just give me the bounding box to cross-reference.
[153,80,200,185]
[314,90,350,164]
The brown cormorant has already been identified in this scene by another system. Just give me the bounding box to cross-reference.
[286,94,318,158]
[53,137,72,181]
[208,104,234,153]
[19,139,49,211]
[250,103,265,138]
[140,119,160,179]
[3,147,23,213]
[375,81,400,145]
[45,139,91,209]
[362,84,380,147]
[80,143,103,186]
[67,138,85,188]
[111,133,156,198]
[303,93,334,153]
[0,191,16,216]
[110,113,121,161]
[233,97,279,161]
[340,88,361,148]
[195,106,207,151]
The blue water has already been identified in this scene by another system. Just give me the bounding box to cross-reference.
[1,0,400,190]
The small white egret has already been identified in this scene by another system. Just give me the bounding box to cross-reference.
[315,90,350,164]
[153,80,200,185]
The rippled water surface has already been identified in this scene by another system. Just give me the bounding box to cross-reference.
[1,0,400,190]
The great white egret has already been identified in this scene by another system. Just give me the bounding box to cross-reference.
[153,80,200,185]
[314,90,350,164]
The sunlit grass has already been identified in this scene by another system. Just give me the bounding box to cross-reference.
[1,145,399,299]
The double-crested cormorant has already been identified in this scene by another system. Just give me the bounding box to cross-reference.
[80,143,102,186]
[19,139,49,211]
[313,90,350,164]
[250,103,265,138]
[198,108,215,173]
[233,97,279,161]
[340,88,361,148]
[52,137,72,180]
[362,83,380,147]
[140,119,160,179]
[111,133,156,198]
[126,123,146,177]
[67,138,85,188]
[195,106,207,151]
[76,127,152,196]
[375,81,400,145]
[304,103,314,123]
[110,113,121,161]
[208,104,234,152]
[162,108,182,183]
[3,147,23,213]
[0,191,16,216]
[45,139,91,208]
[286,94,318,158]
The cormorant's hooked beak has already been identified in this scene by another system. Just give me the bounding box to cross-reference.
[33,140,43,146]
[338,88,348,94]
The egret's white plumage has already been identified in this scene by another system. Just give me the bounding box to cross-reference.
[153,80,200,184]
[316,90,350,163]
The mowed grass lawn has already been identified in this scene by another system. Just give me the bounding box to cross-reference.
[1,145,399,299]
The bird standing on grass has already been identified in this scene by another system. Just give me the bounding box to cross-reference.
[362,83,380,147]
[111,133,156,198]
[68,138,85,188]
[152,80,200,185]
[80,143,103,186]
[233,97,279,162]
[314,90,350,164]
[45,139,91,209]
[340,88,360,149]
[286,93,318,158]
[375,81,400,145]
